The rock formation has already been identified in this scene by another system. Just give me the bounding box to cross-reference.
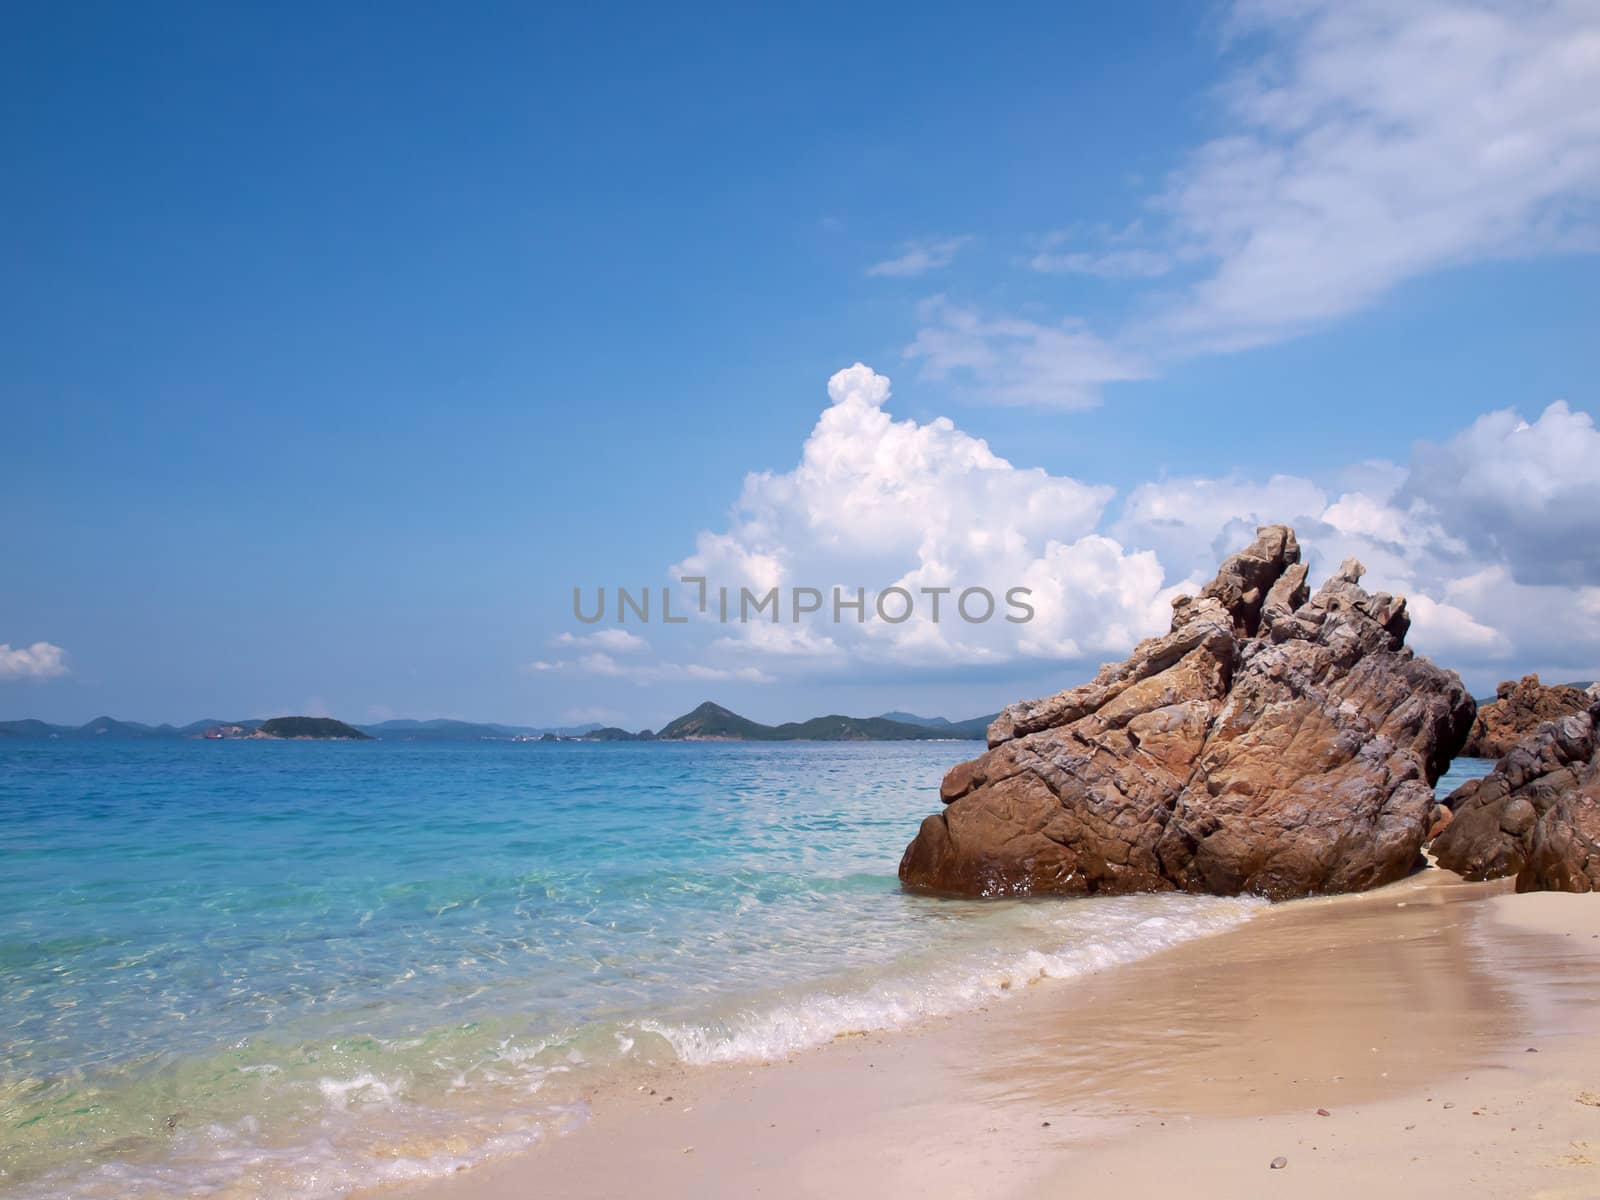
[1430,702,1600,892]
[1461,674,1594,759]
[898,526,1476,900]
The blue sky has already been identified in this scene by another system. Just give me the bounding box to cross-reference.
[4,0,1598,728]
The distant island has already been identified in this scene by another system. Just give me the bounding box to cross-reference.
[0,703,996,743]
[631,701,993,742]
[255,716,371,740]
[0,715,606,741]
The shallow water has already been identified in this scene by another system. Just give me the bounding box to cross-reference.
[0,741,1488,1196]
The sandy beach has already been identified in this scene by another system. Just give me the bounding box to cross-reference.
[389,871,1600,1200]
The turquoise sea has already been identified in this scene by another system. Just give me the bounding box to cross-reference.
[0,739,1494,1197]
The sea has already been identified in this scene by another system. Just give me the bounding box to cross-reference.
[0,738,1496,1197]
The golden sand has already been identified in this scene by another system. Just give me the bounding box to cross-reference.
[386,873,1600,1200]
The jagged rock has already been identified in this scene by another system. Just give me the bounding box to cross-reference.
[1461,674,1593,759]
[1430,702,1600,892]
[898,526,1475,900]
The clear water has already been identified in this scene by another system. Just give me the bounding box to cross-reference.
[1436,755,1495,795]
[1,741,1486,1196]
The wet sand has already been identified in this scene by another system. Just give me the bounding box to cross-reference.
[388,872,1600,1200]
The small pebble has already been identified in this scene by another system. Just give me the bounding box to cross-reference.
[1443,1102,1456,1109]
[1316,1108,1331,1117]
[1270,1156,1288,1170]
[1041,1121,1051,1128]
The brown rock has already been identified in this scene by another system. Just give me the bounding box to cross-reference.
[899,526,1475,900]
[1462,674,1593,759]
[1431,702,1600,893]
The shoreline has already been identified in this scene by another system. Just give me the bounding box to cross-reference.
[387,870,1600,1200]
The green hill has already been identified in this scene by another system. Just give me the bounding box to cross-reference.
[656,702,776,740]
[654,701,984,742]
[877,710,997,738]
[0,716,183,739]
[257,716,372,740]
[581,726,656,741]
[772,714,951,741]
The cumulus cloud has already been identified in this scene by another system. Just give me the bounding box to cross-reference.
[663,365,1599,690]
[909,0,1600,402]
[671,364,1191,673]
[1401,401,1600,587]
[904,299,1150,409]
[0,641,68,681]
[866,236,972,278]
[1113,400,1600,678]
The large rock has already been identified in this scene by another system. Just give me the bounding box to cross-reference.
[898,526,1476,900]
[1461,674,1593,758]
[1430,702,1600,893]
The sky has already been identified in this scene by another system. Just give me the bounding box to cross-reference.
[3,0,1599,729]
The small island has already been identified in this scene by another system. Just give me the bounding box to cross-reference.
[254,716,372,740]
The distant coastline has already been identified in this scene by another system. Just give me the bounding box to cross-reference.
[0,701,996,744]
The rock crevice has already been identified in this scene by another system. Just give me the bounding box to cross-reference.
[899,525,1475,900]
[1430,702,1600,893]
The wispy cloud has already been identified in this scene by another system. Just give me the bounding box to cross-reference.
[552,629,648,653]
[1029,247,1175,278]
[1144,0,1600,354]
[866,236,972,278]
[910,0,1600,403]
[1029,223,1177,278]
[904,297,1150,409]
[0,641,68,681]
[530,649,774,684]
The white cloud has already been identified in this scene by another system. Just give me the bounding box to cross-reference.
[553,629,649,653]
[1141,0,1600,353]
[672,364,1187,672]
[906,0,1600,403]
[664,364,1599,689]
[0,641,68,681]
[1112,400,1600,679]
[904,298,1150,409]
[1013,537,1176,660]
[533,650,775,685]
[1405,592,1513,659]
[866,236,972,278]
[1115,472,1335,583]
[1030,247,1175,278]
[1401,400,1600,586]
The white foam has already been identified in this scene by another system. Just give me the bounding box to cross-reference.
[638,897,1262,1064]
[11,897,1262,1199]
[317,1072,401,1109]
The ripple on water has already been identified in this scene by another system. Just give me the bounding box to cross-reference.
[1,739,1260,1197]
